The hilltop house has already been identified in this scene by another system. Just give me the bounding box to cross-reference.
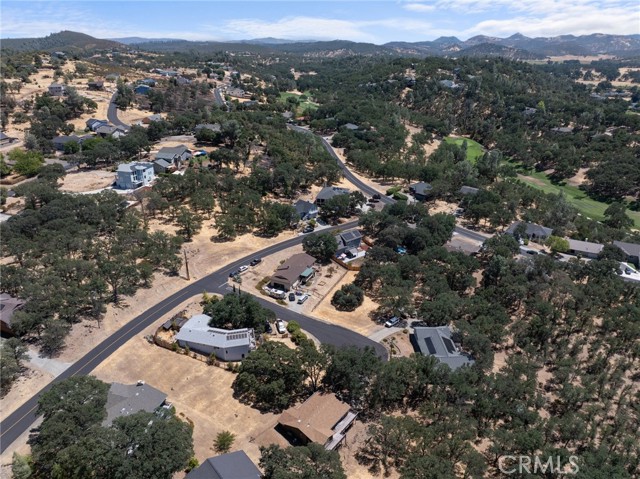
[115,162,155,189]
[409,181,433,201]
[174,314,256,361]
[335,229,363,257]
[48,83,66,96]
[277,392,357,450]
[269,253,316,292]
[103,382,167,426]
[0,293,25,335]
[413,326,475,370]
[506,221,553,242]
[315,186,350,205]
[186,451,261,479]
[294,199,319,221]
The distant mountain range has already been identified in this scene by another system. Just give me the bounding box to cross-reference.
[3,30,640,59]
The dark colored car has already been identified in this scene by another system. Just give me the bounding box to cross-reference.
[372,193,381,199]
[289,292,296,301]
[302,226,314,234]
[250,258,262,266]
[264,321,273,334]
[229,270,238,277]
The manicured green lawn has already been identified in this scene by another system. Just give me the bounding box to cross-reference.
[278,91,319,114]
[515,168,640,228]
[444,136,485,164]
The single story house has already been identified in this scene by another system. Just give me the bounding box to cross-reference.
[294,199,318,220]
[194,123,221,133]
[413,326,475,370]
[269,253,316,292]
[551,126,573,134]
[51,51,66,59]
[343,123,359,131]
[103,382,167,426]
[186,451,261,479]
[506,221,553,241]
[439,79,460,89]
[87,80,104,91]
[335,229,363,257]
[141,114,163,124]
[134,84,151,95]
[226,87,248,98]
[153,158,175,174]
[567,239,604,259]
[458,185,479,196]
[0,293,25,335]
[86,118,109,132]
[139,78,157,87]
[174,314,256,361]
[115,162,155,189]
[613,241,640,267]
[0,132,18,145]
[155,144,192,167]
[277,392,357,450]
[48,83,66,96]
[315,186,350,205]
[176,76,191,85]
[96,125,128,139]
[409,181,433,201]
[51,134,93,151]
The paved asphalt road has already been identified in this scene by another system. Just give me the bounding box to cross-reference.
[107,91,130,129]
[212,88,227,109]
[0,118,490,453]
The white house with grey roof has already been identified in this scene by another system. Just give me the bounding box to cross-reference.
[115,162,155,189]
[103,382,167,426]
[567,239,604,259]
[175,314,256,361]
[155,145,192,167]
[413,326,475,370]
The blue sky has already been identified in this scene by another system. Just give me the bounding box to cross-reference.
[2,1,639,43]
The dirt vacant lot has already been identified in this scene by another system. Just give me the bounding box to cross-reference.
[59,170,115,193]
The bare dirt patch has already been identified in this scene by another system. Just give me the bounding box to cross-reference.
[565,167,590,187]
[59,170,115,193]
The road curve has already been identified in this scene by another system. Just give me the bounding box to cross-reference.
[107,91,130,129]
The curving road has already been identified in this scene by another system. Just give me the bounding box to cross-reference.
[107,91,130,129]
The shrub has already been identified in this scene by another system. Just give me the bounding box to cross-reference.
[331,283,364,312]
[290,330,308,345]
[214,430,236,453]
[286,320,301,333]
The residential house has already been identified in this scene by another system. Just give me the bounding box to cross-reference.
[567,239,604,259]
[105,73,120,82]
[115,162,155,189]
[50,51,66,59]
[277,392,357,451]
[86,118,109,132]
[613,241,640,267]
[343,123,359,131]
[458,185,479,196]
[153,159,175,174]
[103,382,167,426]
[176,76,191,85]
[439,79,460,89]
[315,186,350,205]
[335,229,363,257]
[523,107,537,116]
[87,80,104,91]
[51,134,93,151]
[174,314,256,361]
[186,451,261,479]
[294,199,318,220]
[194,123,221,133]
[0,293,25,335]
[134,84,151,95]
[0,132,18,145]
[551,126,573,134]
[48,83,66,96]
[505,221,553,241]
[226,87,248,98]
[155,144,192,169]
[269,253,316,292]
[96,125,128,139]
[413,326,475,370]
[141,114,163,124]
[409,181,433,201]
[140,78,157,87]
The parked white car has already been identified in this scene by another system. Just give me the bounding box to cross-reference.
[238,265,249,273]
[275,319,286,334]
[297,294,309,304]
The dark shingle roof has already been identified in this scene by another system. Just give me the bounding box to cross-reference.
[410,181,432,196]
[613,241,640,259]
[186,451,261,479]
[155,145,191,161]
[459,185,479,195]
[316,186,350,202]
[294,199,317,215]
[103,382,167,426]
[506,221,553,238]
[413,326,474,370]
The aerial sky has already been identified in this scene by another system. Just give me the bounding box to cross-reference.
[1,1,639,43]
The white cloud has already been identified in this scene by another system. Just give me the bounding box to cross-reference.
[403,3,436,12]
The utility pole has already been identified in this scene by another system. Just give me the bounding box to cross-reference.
[184,250,190,280]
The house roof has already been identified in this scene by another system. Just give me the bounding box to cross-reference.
[613,241,640,259]
[459,185,479,195]
[343,123,359,130]
[174,314,255,349]
[49,83,64,88]
[567,239,604,255]
[0,293,25,328]
[86,118,108,127]
[278,392,351,445]
[52,135,81,145]
[410,181,433,196]
[155,145,191,160]
[0,132,16,141]
[413,326,475,370]
[316,186,350,202]
[506,221,553,238]
[194,123,221,132]
[186,451,261,479]
[551,126,573,133]
[154,158,173,169]
[294,199,317,215]
[96,125,127,135]
[117,161,154,173]
[271,253,316,285]
[336,229,362,247]
[103,382,167,426]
